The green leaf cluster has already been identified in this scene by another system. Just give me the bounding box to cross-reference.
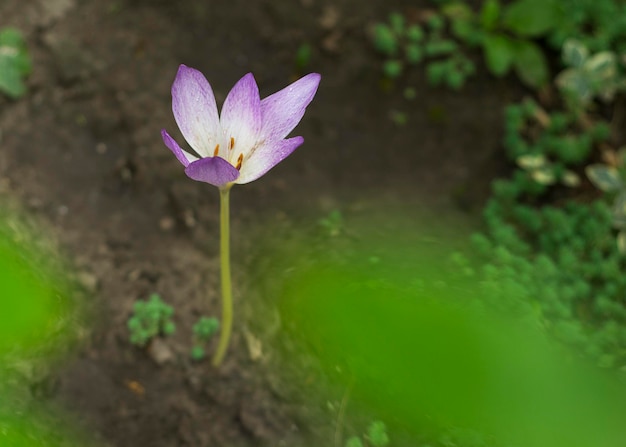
[190,316,219,360]
[372,12,475,90]
[556,39,625,109]
[546,0,626,53]
[442,0,557,88]
[345,420,389,447]
[585,149,626,253]
[0,27,31,99]
[127,294,176,346]
[460,90,626,368]
[468,194,626,368]
[503,98,608,190]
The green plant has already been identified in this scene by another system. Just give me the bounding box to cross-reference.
[545,0,626,53]
[436,426,493,447]
[127,294,176,346]
[503,98,609,192]
[345,420,389,447]
[426,54,475,90]
[345,436,364,447]
[442,0,558,88]
[0,27,31,99]
[469,192,626,368]
[586,149,626,253]
[455,87,626,369]
[366,421,390,447]
[372,11,475,90]
[190,316,219,360]
[556,39,625,110]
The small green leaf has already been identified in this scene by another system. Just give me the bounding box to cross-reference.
[191,345,205,361]
[530,167,556,185]
[454,20,482,45]
[502,0,561,36]
[427,14,445,31]
[366,421,390,447]
[383,60,403,78]
[0,61,26,98]
[480,0,501,30]
[193,316,220,339]
[516,154,546,169]
[345,436,364,447]
[446,70,465,90]
[562,39,588,68]
[512,41,548,87]
[483,33,515,76]
[427,61,447,85]
[442,2,475,21]
[373,24,398,56]
[162,321,176,335]
[0,27,31,98]
[425,39,457,56]
[405,44,423,64]
[406,25,424,42]
[561,170,581,187]
[556,69,592,103]
[612,192,626,227]
[585,52,616,80]
[586,164,623,192]
[617,231,626,254]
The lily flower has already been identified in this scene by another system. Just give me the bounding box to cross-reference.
[161,65,321,187]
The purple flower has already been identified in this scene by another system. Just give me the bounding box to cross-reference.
[161,65,321,187]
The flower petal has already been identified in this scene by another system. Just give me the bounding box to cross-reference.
[172,64,220,157]
[161,129,198,167]
[184,157,240,187]
[259,73,321,141]
[236,136,304,184]
[220,73,262,160]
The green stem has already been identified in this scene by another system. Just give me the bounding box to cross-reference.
[212,185,233,367]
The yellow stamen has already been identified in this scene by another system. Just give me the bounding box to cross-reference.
[235,153,243,170]
[213,144,220,157]
[229,137,235,150]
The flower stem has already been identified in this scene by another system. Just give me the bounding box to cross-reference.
[212,185,233,367]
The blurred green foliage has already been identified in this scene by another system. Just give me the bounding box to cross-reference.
[0,209,76,358]
[467,90,626,369]
[346,420,390,447]
[279,256,626,447]
[0,206,86,446]
[250,198,626,446]
[0,27,31,99]
[545,0,626,53]
[585,151,626,253]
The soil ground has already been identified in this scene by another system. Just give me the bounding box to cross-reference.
[0,0,521,446]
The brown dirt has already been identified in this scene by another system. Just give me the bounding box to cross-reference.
[0,0,522,446]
